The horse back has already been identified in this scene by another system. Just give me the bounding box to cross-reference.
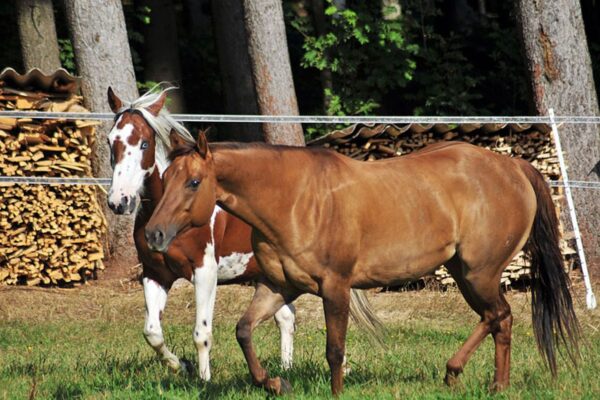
[304,142,537,286]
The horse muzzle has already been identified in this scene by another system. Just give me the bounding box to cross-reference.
[144,225,175,253]
[108,194,137,215]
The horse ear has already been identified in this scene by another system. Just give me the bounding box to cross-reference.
[196,130,210,159]
[146,92,167,116]
[107,87,122,113]
[169,129,184,149]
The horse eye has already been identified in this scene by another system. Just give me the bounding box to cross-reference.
[141,141,149,150]
[188,179,200,189]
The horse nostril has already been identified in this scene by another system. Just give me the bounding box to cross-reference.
[145,228,164,248]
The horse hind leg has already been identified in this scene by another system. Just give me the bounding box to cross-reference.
[444,256,513,390]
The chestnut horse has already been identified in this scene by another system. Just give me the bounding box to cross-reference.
[146,132,580,395]
[104,87,297,380]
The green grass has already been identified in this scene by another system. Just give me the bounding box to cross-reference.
[1,284,599,399]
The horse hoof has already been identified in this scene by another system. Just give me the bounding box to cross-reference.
[343,364,352,376]
[279,377,292,394]
[180,359,195,376]
[267,377,292,395]
[490,381,509,392]
[444,373,460,387]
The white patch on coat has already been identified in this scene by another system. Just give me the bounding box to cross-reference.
[209,205,222,243]
[217,252,252,283]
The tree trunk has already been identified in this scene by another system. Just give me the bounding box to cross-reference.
[140,0,186,113]
[63,0,139,269]
[184,0,211,41]
[242,0,305,146]
[211,0,262,141]
[516,0,600,272]
[15,0,61,73]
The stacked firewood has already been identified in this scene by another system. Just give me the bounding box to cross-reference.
[0,75,106,285]
[310,123,576,288]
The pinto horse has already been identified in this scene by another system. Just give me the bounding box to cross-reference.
[104,87,297,380]
[146,132,580,395]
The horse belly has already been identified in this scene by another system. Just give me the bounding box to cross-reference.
[352,234,456,288]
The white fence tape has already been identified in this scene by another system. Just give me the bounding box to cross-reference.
[5,110,600,124]
[0,176,598,189]
[549,109,596,310]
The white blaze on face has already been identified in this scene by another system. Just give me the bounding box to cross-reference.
[108,116,154,206]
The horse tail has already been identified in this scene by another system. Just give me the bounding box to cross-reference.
[518,159,580,375]
[348,289,386,348]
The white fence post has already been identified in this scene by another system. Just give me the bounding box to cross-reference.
[548,108,596,310]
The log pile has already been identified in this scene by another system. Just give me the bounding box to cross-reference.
[310,123,576,288]
[0,69,106,285]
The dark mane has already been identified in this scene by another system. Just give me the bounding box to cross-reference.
[169,140,335,162]
[168,141,197,161]
[210,142,269,151]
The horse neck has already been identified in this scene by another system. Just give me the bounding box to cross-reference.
[140,168,164,215]
[212,145,307,242]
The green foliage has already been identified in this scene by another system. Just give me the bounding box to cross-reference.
[289,0,418,117]
[58,39,76,74]
[136,80,160,94]
[404,0,528,115]
[288,0,530,131]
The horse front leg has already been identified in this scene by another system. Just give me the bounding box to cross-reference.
[273,303,296,370]
[322,280,351,396]
[236,281,299,395]
[192,255,219,381]
[142,277,182,371]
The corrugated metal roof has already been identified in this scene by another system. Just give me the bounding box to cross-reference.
[308,122,552,146]
[0,68,79,95]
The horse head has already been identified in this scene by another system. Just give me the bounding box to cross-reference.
[145,130,217,251]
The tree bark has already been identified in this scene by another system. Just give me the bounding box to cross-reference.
[16,0,61,73]
[211,0,262,141]
[63,0,139,268]
[516,0,600,272]
[242,0,305,146]
[140,0,186,113]
[184,0,211,41]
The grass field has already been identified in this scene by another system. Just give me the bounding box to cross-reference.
[1,278,599,399]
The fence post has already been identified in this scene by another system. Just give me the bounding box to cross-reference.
[549,108,596,309]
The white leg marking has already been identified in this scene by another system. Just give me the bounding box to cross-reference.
[343,355,351,376]
[193,243,219,381]
[274,303,296,370]
[142,277,181,371]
